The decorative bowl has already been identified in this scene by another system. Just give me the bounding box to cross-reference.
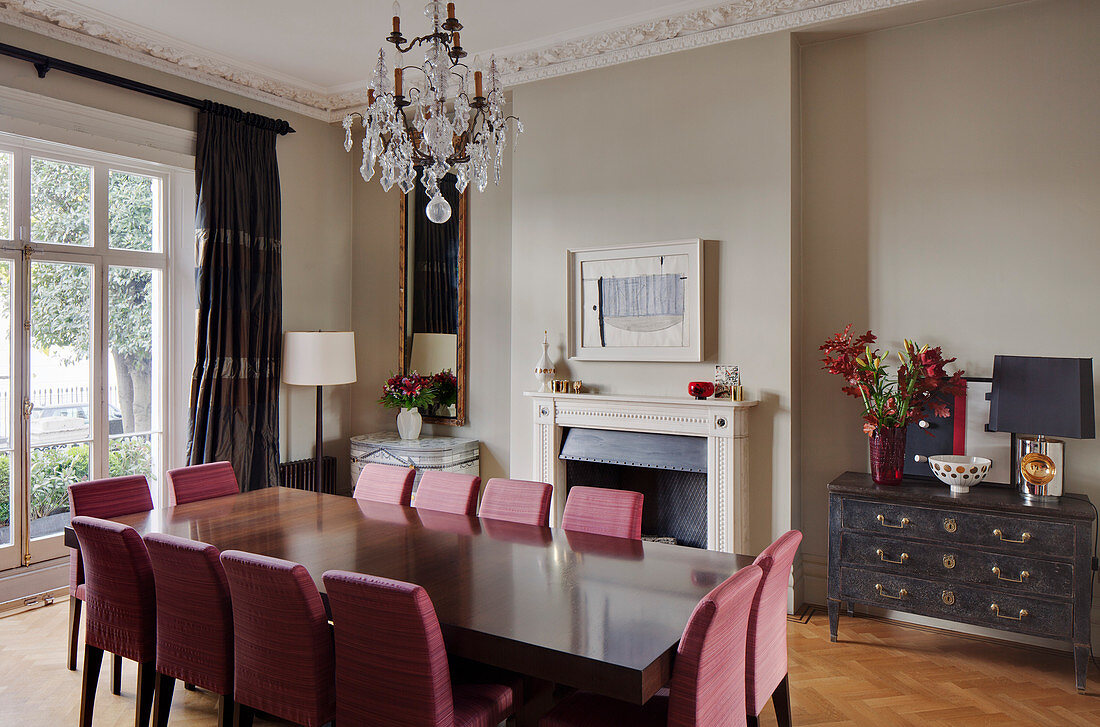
[928,455,992,494]
[688,381,715,400]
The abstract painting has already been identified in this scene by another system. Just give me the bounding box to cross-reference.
[568,240,702,361]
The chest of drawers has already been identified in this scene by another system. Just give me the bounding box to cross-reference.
[827,472,1096,691]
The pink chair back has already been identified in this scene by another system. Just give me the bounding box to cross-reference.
[322,570,454,727]
[144,533,233,695]
[353,463,416,506]
[668,564,763,727]
[67,475,154,598]
[561,486,643,539]
[70,516,157,663]
[220,550,335,727]
[478,478,553,526]
[414,471,481,515]
[165,461,239,506]
[746,530,802,716]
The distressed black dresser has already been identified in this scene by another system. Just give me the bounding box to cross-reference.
[827,471,1096,691]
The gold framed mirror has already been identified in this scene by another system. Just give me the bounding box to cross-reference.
[398,174,468,426]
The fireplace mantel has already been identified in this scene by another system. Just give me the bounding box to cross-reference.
[525,391,757,553]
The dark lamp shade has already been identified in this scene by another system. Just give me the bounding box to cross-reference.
[988,355,1095,439]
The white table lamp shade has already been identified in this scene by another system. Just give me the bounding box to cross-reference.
[282,331,357,386]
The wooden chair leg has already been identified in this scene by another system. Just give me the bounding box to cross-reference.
[772,674,792,727]
[68,596,82,671]
[217,694,236,727]
[135,661,156,727]
[152,673,175,727]
[746,715,760,727]
[79,644,104,727]
[236,704,255,727]
[112,653,123,695]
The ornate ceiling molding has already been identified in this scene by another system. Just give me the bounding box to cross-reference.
[0,0,929,123]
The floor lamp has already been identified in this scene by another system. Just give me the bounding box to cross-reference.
[282,331,357,493]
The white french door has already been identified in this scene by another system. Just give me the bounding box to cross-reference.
[0,136,169,571]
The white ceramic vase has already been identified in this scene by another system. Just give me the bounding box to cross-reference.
[535,331,555,393]
[396,407,423,440]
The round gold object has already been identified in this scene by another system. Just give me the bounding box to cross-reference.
[943,554,956,569]
[942,591,955,606]
[1020,452,1057,486]
[943,518,957,533]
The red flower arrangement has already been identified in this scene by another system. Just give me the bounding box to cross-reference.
[378,372,438,410]
[429,369,458,409]
[821,325,966,434]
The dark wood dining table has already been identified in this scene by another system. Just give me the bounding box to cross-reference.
[64,486,752,706]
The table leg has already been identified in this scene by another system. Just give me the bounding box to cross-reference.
[828,599,840,643]
[1074,644,1088,692]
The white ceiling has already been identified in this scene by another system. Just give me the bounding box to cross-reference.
[0,0,1010,120]
[38,0,728,90]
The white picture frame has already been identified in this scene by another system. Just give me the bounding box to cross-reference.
[567,239,703,362]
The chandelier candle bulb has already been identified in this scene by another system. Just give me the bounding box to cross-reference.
[394,67,403,97]
[452,32,460,48]
[447,2,455,21]
[474,70,483,97]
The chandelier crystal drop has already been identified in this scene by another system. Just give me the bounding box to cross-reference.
[342,0,523,223]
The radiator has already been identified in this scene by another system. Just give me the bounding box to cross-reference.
[278,456,337,494]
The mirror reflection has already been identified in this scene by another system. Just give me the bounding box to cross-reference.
[400,172,467,424]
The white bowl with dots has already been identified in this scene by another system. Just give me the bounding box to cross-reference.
[928,455,992,494]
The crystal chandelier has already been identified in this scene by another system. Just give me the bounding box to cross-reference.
[342,0,523,224]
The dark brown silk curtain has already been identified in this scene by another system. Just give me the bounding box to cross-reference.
[412,173,460,335]
[187,102,288,491]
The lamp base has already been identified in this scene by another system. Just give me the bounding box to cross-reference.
[1016,435,1064,501]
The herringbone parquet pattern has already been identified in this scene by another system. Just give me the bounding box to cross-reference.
[1,602,1098,725]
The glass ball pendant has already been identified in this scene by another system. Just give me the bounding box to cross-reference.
[425,192,452,224]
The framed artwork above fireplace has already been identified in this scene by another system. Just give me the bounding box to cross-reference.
[567,239,703,361]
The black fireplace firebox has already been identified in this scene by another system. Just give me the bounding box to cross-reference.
[559,428,708,549]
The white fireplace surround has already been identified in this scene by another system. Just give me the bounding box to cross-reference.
[526,392,757,553]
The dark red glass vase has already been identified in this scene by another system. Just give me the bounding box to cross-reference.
[869,426,907,485]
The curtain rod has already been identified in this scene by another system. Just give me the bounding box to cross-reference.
[0,42,296,135]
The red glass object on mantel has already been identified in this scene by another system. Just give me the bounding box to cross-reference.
[869,426,907,485]
[687,381,715,400]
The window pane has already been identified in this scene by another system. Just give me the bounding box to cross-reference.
[109,171,160,251]
[0,152,11,240]
[30,261,93,445]
[108,266,160,435]
[29,442,88,539]
[0,260,10,546]
[31,158,92,246]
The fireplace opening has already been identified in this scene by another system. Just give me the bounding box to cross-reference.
[559,428,708,549]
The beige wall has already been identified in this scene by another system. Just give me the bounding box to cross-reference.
[508,31,801,554]
[0,23,354,484]
[799,0,1100,620]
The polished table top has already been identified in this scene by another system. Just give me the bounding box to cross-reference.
[65,487,751,704]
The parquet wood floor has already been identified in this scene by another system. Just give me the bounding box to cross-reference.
[1,602,1099,725]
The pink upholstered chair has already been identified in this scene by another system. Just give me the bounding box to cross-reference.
[561,486,644,539]
[478,478,553,526]
[322,569,517,727]
[71,516,158,727]
[414,471,482,515]
[746,530,803,727]
[220,550,335,727]
[540,564,763,727]
[144,533,235,727]
[353,462,416,505]
[165,461,240,506]
[66,475,153,692]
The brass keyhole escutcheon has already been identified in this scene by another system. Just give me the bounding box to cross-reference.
[943,554,956,569]
[942,591,955,606]
[943,518,957,533]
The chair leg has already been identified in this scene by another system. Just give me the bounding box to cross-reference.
[772,674,792,727]
[217,694,236,727]
[151,673,175,727]
[236,704,255,727]
[112,653,123,695]
[135,661,156,727]
[79,644,104,727]
[68,596,82,671]
[746,715,760,727]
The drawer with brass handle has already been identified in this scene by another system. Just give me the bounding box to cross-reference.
[841,498,1074,558]
[838,532,1071,598]
[839,567,1071,640]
